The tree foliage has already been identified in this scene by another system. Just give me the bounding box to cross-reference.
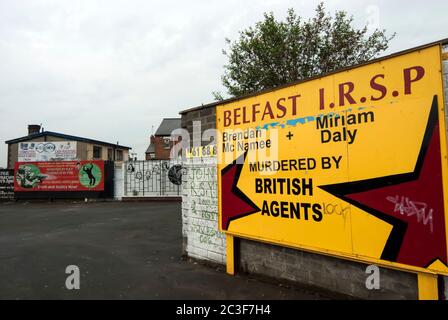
[214,3,395,99]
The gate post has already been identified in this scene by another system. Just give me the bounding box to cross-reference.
[418,272,438,300]
[226,234,235,275]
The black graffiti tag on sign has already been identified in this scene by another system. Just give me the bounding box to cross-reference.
[0,169,14,201]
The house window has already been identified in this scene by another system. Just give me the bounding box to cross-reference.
[116,149,123,161]
[149,152,155,159]
[107,148,114,161]
[93,146,102,159]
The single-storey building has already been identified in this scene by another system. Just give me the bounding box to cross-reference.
[5,125,131,169]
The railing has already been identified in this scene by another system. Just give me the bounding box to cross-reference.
[124,160,183,197]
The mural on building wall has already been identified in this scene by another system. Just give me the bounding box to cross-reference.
[14,161,104,192]
[18,141,77,162]
[217,45,448,275]
[0,169,14,201]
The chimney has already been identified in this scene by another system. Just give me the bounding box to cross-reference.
[28,124,41,135]
[150,135,155,143]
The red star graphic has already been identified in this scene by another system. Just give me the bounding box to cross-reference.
[320,96,447,268]
[221,152,260,230]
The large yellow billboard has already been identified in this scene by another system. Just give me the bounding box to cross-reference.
[217,45,448,275]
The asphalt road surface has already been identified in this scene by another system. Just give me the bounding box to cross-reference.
[0,201,334,299]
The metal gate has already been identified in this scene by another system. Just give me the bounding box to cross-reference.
[124,160,182,197]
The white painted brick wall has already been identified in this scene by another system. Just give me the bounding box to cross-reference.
[114,164,124,200]
[182,156,226,265]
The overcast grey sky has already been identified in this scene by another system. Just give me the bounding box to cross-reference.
[1,0,447,166]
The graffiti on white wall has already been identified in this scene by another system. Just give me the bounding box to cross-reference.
[182,158,225,264]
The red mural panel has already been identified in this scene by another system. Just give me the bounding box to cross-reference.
[14,161,105,192]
